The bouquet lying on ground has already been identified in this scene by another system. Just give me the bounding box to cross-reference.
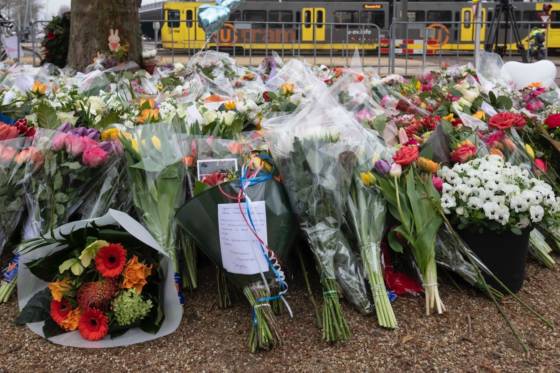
[15,209,182,347]
[265,93,387,342]
[120,125,187,300]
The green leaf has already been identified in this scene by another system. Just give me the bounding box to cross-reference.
[388,228,405,253]
[36,102,61,129]
[43,317,66,338]
[96,111,121,129]
[55,192,69,203]
[27,246,73,281]
[15,288,52,325]
[61,162,82,170]
[496,96,513,110]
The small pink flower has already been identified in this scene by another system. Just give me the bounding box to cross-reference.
[398,128,409,145]
[51,133,68,151]
[432,175,443,192]
[82,145,108,167]
[535,158,548,173]
[64,135,86,156]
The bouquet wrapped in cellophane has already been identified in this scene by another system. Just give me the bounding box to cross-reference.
[119,124,187,302]
[264,87,388,342]
[15,209,182,347]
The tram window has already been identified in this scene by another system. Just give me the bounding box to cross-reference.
[304,10,312,27]
[166,10,180,28]
[408,11,425,22]
[334,11,358,28]
[269,11,292,28]
[463,10,472,28]
[552,12,560,29]
[230,10,242,22]
[523,11,541,29]
[360,11,385,28]
[244,10,266,28]
[427,11,452,23]
[317,10,324,28]
[186,10,193,28]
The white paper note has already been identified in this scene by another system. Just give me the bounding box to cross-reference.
[218,201,269,275]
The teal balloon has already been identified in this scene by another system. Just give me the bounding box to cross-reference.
[217,0,242,10]
[198,4,231,36]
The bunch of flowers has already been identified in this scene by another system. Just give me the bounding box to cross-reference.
[41,13,71,68]
[439,155,560,233]
[16,224,165,342]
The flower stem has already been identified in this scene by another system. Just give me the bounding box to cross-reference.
[321,278,350,343]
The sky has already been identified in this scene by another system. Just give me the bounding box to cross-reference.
[40,0,161,18]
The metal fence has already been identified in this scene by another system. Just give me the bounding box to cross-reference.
[14,18,560,77]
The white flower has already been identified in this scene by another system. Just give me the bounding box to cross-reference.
[441,194,457,209]
[202,110,218,125]
[510,195,529,213]
[467,197,482,209]
[88,96,106,115]
[516,216,531,229]
[529,205,544,223]
[223,111,236,126]
[482,202,500,220]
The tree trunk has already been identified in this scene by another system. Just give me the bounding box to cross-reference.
[68,0,142,71]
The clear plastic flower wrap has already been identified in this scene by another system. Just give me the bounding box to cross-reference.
[22,127,122,240]
[264,87,389,341]
[0,137,30,255]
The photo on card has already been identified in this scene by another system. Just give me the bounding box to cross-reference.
[197,158,239,181]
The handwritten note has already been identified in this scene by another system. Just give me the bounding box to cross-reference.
[218,201,269,275]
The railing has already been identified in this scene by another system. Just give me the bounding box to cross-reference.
[21,18,560,78]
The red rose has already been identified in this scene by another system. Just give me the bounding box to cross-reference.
[47,32,56,41]
[488,112,526,130]
[263,91,271,102]
[544,113,560,129]
[393,145,419,166]
[450,141,477,163]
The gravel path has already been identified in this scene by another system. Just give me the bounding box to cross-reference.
[1,259,559,372]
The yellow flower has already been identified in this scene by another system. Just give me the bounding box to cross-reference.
[137,108,160,124]
[101,128,120,141]
[280,82,295,95]
[60,308,81,331]
[473,111,485,120]
[151,136,161,151]
[48,279,72,302]
[130,139,139,153]
[224,100,236,111]
[360,171,376,186]
[525,144,535,159]
[31,81,47,95]
[415,80,421,91]
[417,157,439,173]
[443,113,455,122]
[122,256,152,294]
[140,98,156,109]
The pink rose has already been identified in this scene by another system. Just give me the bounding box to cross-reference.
[65,135,96,157]
[82,145,108,167]
[51,133,68,151]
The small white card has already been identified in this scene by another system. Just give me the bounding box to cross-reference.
[218,201,269,275]
[481,101,498,117]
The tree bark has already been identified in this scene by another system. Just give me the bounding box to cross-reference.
[68,0,142,71]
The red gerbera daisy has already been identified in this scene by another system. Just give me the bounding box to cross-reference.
[78,308,109,341]
[50,298,72,325]
[95,243,127,278]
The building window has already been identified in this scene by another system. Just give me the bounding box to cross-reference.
[167,9,180,28]
[334,11,358,29]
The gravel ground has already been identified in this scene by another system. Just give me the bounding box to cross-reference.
[1,258,560,372]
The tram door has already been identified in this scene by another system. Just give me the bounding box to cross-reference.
[460,6,486,43]
[301,8,326,42]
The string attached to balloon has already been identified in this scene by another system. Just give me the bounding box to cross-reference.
[198,0,243,49]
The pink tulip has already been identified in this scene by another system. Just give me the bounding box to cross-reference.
[432,175,443,192]
[535,159,548,173]
[82,145,108,167]
[65,135,96,157]
[51,133,68,151]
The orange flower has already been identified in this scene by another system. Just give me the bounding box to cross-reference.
[32,81,47,95]
[60,308,81,331]
[137,108,160,124]
[122,256,152,294]
[140,98,156,109]
[417,157,439,173]
[490,148,505,158]
[182,155,195,167]
[48,279,72,302]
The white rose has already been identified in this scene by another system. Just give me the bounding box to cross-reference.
[223,111,236,126]
[203,110,218,125]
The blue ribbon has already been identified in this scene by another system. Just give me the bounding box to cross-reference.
[0,113,15,125]
[237,161,289,323]
[174,272,185,305]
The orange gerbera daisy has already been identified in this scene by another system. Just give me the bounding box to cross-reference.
[48,279,72,302]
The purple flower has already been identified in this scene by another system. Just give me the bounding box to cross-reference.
[57,122,72,133]
[375,159,391,175]
[99,140,123,155]
[69,127,100,140]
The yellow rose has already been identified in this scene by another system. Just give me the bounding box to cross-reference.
[280,83,295,96]
[31,81,47,95]
[101,128,120,141]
